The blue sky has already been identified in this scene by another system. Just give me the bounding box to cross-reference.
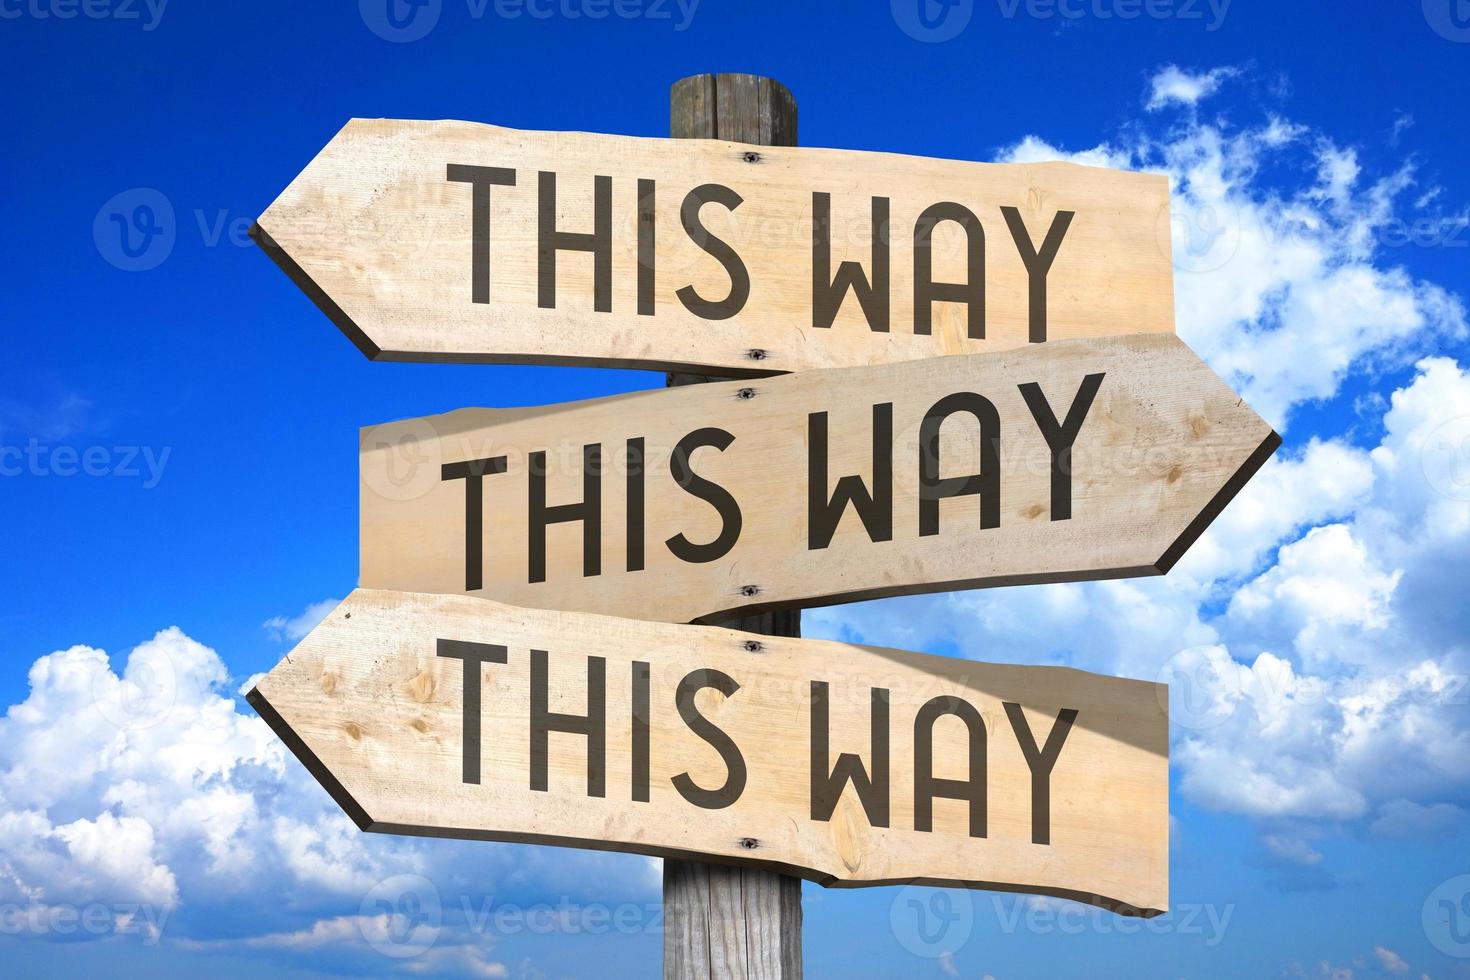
[2,1,1469,977]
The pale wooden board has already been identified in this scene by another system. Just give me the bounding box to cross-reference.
[253,118,1175,375]
[249,589,1169,915]
[360,334,1279,624]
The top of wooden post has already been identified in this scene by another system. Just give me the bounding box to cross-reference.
[670,73,797,146]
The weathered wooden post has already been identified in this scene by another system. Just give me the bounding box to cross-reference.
[663,72,803,980]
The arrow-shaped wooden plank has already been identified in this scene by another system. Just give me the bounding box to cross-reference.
[251,117,1175,375]
[360,333,1279,624]
[248,588,1169,915]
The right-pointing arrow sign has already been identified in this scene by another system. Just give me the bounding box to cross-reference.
[361,333,1280,625]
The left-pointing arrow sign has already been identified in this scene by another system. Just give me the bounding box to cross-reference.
[250,117,1176,375]
[248,588,1169,915]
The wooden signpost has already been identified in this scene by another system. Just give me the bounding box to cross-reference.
[250,117,1174,376]
[248,73,1274,980]
[361,333,1279,624]
[246,589,1169,915]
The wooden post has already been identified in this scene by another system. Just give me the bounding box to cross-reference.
[663,72,803,980]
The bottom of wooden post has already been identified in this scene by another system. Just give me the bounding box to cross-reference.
[663,859,803,979]
[662,605,802,978]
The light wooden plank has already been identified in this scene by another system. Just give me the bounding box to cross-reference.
[359,333,1279,625]
[252,117,1175,375]
[249,588,1169,915]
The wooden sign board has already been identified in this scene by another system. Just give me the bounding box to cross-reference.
[248,589,1169,915]
[252,118,1175,375]
[361,333,1279,624]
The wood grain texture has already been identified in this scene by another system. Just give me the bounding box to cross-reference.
[251,116,1174,376]
[248,588,1169,915]
[359,333,1280,625]
[663,861,801,979]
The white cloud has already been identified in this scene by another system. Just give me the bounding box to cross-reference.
[1262,832,1324,867]
[0,624,657,964]
[263,598,340,642]
[999,69,1466,432]
[1173,438,1375,587]
[1226,524,1402,671]
[1373,946,1409,974]
[1146,65,1239,111]
[0,629,282,915]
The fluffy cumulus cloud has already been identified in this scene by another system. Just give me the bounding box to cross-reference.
[0,624,655,969]
[1002,69,1466,431]
[812,65,1470,865]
